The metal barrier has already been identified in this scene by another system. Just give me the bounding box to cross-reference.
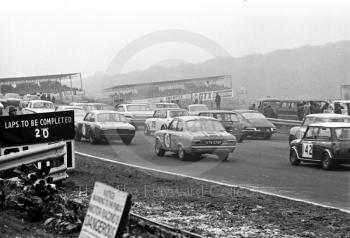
[267,118,302,127]
[0,142,68,181]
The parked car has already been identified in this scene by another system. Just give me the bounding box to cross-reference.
[75,110,135,144]
[198,110,245,142]
[187,104,209,116]
[289,113,350,143]
[233,110,277,139]
[22,100,55,114]
[149,102,180,110]
[289,122,350,170]
[55,105,86,125]
[4,93,21,107]
[154,116,237,161]
[115,103,154,129]
[144,108,189,135]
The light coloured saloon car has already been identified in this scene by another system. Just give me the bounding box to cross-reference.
[144,108,189,135]
[154,116,237,161]
[22,100,55,114]
[75,110,135,144]
[289,113,350,144]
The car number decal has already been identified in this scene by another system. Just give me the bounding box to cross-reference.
[82,124,86,136]
[164,133,171,148]
[152,121,156,128]
[302,142,313,158]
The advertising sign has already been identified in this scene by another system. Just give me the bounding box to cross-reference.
[0,111,74,147]
[79,182,131,238]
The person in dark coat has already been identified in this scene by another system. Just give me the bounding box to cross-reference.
[297,102,304,120]
[263,105,275,118]
[334,102,344,114]
[215,93,221,110]
[321,102,330,113]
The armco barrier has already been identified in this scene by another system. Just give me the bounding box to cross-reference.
[267,118,302,127]
[0,142,68,181]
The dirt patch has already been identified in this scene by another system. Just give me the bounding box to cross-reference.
[1,154,350,237]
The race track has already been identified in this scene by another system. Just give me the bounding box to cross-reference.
[75,132,350,211]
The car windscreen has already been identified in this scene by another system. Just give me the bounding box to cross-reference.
[126,105,150,111]
[186,119,225,132]
[262,101,280,108]
[215,113,239,122]
[97,113,128,123]
[190,105,209,111]
[33,102,54,109]
[169,110,189,117]
[5,93,20,99]
[335,128,350,141]
[241,112,266,119]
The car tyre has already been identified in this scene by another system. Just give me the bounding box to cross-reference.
[217,153,229,161]
[89,132,99,144]
[155,139,165,156]
[75,128,81,141]
[321,153,333,170]
[122,137,133,145]
[178,145,188,161]
[289,149,301,165]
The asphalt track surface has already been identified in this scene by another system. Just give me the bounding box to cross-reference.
[75,132,350,211]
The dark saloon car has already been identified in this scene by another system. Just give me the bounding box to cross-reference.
[75,110,135,144]
[233,110,277,139]
[289,122,350,170]
[198,110,245,142]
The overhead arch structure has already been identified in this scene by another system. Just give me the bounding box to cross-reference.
[106,29,231,75]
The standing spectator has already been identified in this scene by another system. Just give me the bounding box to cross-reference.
[263,105,275,118]
[8,106,17,116]
[303,102,311,117]
[321,102,330,113]
[47,94,51,102]
[310,102,316,114]
[52,96,56,103]
[334,102,344,114]
[297,102,304,120]
[41,93,46,100]
[0,103,3,116]
[313,103,322,113]
[215,92,221,110]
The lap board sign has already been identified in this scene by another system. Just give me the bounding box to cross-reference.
[79,182,131,238]
[0,111,75,171]
[0,111,74,147]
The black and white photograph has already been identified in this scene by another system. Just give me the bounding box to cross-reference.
[0,0,350,237]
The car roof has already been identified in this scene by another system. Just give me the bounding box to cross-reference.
[155,108,187,111]
[175,116,218,121]
[89,110,122,114]
[29,100,53,103]
[57,106,83,109]
[306,113,350,119]
[188,104,208,107]
[119,103,148,106]
[155,102,178,105]
[332,100,350,103]
[233,109,259,113]
[198,110,237,114]
[309,122,350,128]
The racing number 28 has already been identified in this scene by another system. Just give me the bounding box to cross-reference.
[35,128,49,139]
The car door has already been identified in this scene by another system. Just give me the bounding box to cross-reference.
[156,110,167,130]
[313,126,331,160]
[171,119,185,149]
[300,126,318,160]
[81,112,94,138]
[149,110,159,130]
[164,118,178,152]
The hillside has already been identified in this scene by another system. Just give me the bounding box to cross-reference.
[84,41,350,99]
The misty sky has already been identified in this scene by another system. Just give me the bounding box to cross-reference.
[0,0,349,78]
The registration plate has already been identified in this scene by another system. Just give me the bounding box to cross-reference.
[205,140,222,145]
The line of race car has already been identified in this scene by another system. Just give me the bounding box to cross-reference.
[18,99,350,170]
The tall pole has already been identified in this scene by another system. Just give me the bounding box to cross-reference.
[70,75,73,102]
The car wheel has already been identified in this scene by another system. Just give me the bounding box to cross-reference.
[321,153,333,170]
[75,128,81,141]
[121,137,133,145]
[178,145,188,161]
[289,149,300,165]
[144,125,151,136]
[217,153,229,161]
[155,139,165,156]
[89,132,98,144]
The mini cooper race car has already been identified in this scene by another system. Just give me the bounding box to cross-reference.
[289,122,350,170]
[75,110,135,144]
[144,108,189,135]
[154,116,236,161]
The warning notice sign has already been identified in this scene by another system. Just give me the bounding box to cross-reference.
[79,182,129,238]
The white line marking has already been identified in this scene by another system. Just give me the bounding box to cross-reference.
[75,151,350,214]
